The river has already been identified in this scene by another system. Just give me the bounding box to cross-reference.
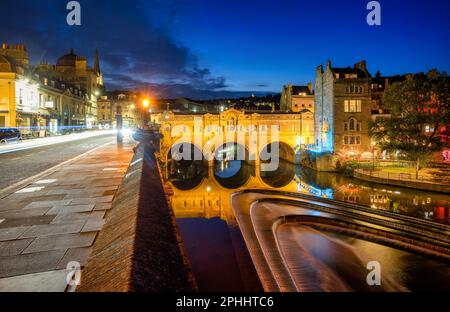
[165,159,450,291]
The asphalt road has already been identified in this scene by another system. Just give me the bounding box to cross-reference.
[0,133,116,190]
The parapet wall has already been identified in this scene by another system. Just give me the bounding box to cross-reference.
[77,143,196,292]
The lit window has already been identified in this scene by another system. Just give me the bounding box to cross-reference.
[344,136,349,145]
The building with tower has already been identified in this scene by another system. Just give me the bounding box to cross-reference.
[314,60,373,158]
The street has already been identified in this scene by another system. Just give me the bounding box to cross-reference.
[0,133,116,190]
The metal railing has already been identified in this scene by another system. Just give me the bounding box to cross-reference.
[356,168,450,185]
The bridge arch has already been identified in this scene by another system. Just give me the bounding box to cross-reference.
[213,142,253,189]
[167,142,206,191]
[259,141,296,165]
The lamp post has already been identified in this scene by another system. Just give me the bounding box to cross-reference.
[8,81,11,127]
[142,99,150,127]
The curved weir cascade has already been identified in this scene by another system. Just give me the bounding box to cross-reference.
[162,160,450,292]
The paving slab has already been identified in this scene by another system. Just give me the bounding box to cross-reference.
[0,250,67,278]
[20,221,86,239]
[0,269,70,292]
[57,247,93,270]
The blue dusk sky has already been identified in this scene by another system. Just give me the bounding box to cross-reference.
[1,0,449,99]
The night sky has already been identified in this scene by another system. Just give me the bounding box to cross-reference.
[1,0,450,99]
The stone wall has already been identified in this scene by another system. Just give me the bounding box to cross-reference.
[77,143,196,292]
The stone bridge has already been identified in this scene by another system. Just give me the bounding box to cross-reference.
[154,108,314,166]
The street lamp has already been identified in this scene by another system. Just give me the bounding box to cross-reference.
[143,99,150,108]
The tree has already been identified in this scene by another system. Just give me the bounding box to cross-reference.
[369,70,450,179]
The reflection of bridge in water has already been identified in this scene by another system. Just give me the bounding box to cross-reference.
[166,160,333,223]
[162,157,450,292]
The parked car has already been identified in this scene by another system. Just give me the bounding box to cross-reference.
[0,128,22,144]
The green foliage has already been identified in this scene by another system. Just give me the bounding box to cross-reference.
[369,70,450,167]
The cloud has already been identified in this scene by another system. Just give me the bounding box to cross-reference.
[0,0,228,98]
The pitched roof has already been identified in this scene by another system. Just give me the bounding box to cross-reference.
[291,85,313,95]
[332,67,370,78]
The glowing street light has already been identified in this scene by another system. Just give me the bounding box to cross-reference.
[143,99,150,108]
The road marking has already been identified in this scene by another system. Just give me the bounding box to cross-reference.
[0,140,115,199]
[103,168,119,171]
[15,186,46,194]
[130,158,143,166]
[34,179,58,185]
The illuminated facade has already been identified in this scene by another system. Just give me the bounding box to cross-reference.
[315,60,373,158]
[97,91,141,129]
[0,44,103,133]
[280,83,314,113]
[156,108,315,166]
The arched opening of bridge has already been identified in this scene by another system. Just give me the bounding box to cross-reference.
[167,143,205,190]
[213,143,253,189]
[260,161,295,188]
[260,142,295,167]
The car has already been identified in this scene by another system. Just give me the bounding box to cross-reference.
[0,128,22,144]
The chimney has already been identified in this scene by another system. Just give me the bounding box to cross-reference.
[354,60,367,71]
[308,82,313,93]
[316,64,324,74]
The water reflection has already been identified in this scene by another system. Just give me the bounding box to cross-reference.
[214,160,253,189]
[167,160,450,291]
[168,161,450,224]
[260,161,294,188]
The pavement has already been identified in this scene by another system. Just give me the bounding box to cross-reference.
[0,136,135,292]
[0,132,116,190]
